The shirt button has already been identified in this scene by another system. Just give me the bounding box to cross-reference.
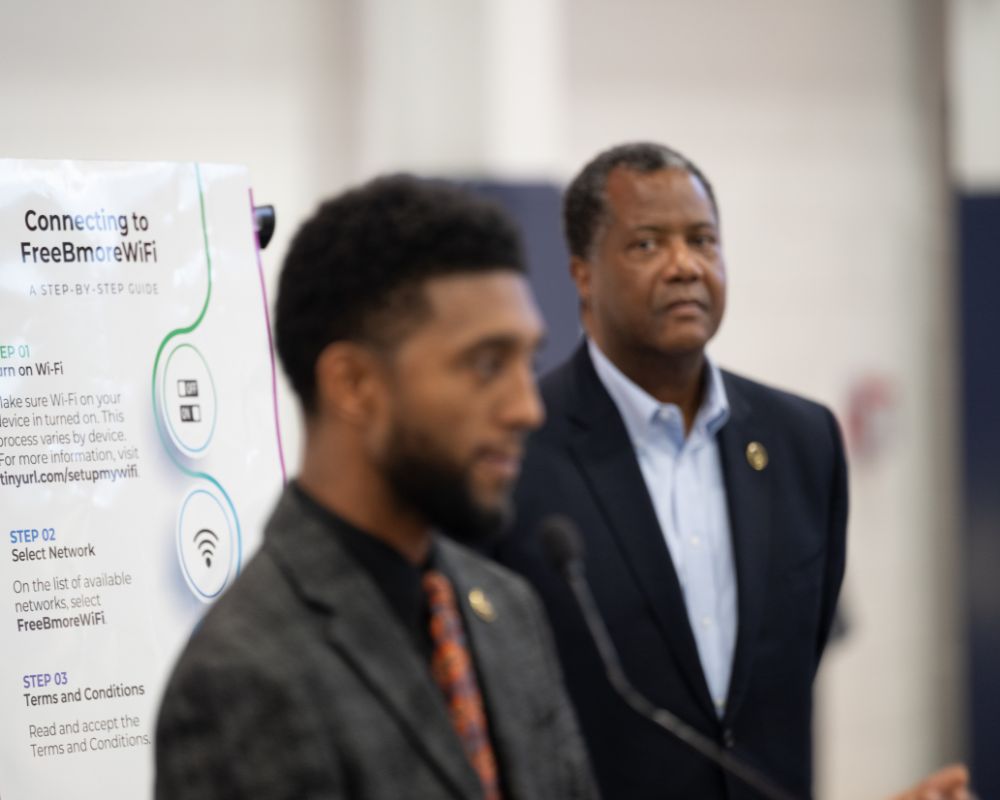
[701,616,713,628]
[690,535,701,546]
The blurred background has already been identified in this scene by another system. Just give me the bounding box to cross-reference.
[3,1,998,797]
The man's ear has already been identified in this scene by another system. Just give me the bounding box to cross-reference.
[570,256,592,312]
[314,341,385,426]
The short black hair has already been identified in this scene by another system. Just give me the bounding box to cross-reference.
[563,142,718,259]
[275,174,525,412]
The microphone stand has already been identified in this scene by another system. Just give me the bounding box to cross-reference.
[560,557,801,800]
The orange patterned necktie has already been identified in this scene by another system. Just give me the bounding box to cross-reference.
[422,569,503,800]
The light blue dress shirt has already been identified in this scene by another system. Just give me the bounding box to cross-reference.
[588,339,737,716]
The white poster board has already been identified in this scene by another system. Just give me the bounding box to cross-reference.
[0,160,286,799]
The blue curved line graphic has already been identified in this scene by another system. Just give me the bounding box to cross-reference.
[151,163,243,575]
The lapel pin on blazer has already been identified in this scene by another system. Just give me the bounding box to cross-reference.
[745,441,769,471]
[468,589,497,622]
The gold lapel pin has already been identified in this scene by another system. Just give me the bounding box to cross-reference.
[745,441,768,471]
[468,588,497,622]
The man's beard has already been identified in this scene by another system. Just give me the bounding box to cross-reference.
[380,422,512,547]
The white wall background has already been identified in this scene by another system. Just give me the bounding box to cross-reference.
[3,1,988,797]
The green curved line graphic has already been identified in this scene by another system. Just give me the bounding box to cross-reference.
[151,163,243,575]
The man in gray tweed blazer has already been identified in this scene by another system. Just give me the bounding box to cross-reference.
[155,175,596,800]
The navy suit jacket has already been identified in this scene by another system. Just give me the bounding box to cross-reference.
[496,344,847,800]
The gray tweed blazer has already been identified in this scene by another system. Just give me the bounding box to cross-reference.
[155,486,596,800]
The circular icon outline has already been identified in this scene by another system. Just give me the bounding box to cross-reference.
[176,487,234,601]
[161,342,218,457]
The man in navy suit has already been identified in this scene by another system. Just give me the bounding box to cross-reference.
[496,142,849,799]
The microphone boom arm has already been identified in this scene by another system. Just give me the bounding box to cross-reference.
[561,559,800,800]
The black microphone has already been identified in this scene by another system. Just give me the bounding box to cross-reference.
[539,515,800,800]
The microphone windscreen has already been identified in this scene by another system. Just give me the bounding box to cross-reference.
[538,515,585,570]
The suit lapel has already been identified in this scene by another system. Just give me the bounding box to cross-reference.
[265,490,481,800]
[717,373,773,724]
[324,591,482,799]
[442,543,534,800]
[564,345,717,719]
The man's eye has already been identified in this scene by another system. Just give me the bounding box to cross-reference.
[691,233,718,248]
[628,238,659,253]
[470,351,504,381]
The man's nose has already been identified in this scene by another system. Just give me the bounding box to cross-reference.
[663,238,703,281]
[500,360,545,431]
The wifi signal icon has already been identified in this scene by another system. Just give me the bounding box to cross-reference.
[193,528,219,568]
